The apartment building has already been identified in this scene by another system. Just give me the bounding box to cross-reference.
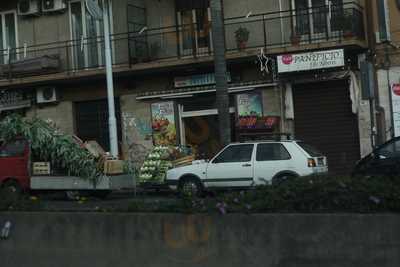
[0,0,370,174]
[371,1,400,144]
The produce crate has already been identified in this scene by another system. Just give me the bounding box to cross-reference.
[173,155,195,167]
[33,162,51,175]
[104,160,124,175]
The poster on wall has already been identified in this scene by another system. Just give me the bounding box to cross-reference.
[236,92,263,129]
[151,101,177,146]
[391,84,400,137]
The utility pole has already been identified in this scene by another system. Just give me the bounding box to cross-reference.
[210,0,231,146]
[86,0,119,157]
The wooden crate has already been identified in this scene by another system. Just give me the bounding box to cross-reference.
[33,162,51,175]
[173,155,195,167]
[104,160,124,175]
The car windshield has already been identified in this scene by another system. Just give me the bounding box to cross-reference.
[297,142,323,157]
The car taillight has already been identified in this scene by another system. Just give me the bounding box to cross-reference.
[307,158,316,167]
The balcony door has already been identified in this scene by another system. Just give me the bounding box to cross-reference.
[0,11,18,65]
[69,0,111,70]
[292,0,342,41]
[177,7,212,56]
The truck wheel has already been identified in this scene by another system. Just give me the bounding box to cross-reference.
[1,180,22,203]
[179,177,202,197]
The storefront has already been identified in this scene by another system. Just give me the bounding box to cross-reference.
[277,49,363,175]
[137,72,281,159]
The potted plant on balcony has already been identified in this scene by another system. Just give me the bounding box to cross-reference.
[290,26,301,46]
[235,26,250,51]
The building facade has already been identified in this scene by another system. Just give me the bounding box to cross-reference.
[372,0,400,143]
[0,0,372,174]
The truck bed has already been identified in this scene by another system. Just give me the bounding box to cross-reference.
[30,174,135,190]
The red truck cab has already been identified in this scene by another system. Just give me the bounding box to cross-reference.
[0,139,30,193]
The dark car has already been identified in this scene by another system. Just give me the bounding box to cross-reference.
[352,137,400,178]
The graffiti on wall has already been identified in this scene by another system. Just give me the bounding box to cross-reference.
[122,112,153,168]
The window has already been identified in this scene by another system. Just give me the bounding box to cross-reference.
[377,140,400,158]
[69,0,112,69]
[213,144,254,163]
[0,11,18,64]
[0,140,26,158]
[256,143,291,161]
[292,0,343,36]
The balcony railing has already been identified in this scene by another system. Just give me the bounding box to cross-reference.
[0,2,364,82]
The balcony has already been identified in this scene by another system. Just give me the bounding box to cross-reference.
[0,2,365,87]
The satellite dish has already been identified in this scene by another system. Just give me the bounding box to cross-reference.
[85,0,103,20]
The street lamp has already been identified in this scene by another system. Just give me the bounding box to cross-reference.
[85,0,119,158]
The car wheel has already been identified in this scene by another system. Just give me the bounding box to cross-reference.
[1,180,22,204]
[179,177,202,197]
[272,174,297,186]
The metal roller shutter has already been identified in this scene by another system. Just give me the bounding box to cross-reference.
[293,79,360,175]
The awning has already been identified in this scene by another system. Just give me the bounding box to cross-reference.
[136,81,277,100]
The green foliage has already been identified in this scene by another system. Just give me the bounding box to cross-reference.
[234,26,250,43]
[0,114,102,180]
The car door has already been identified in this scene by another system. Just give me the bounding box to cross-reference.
[205,144,254,188]
[253,143,292,185]
[366,139,400,177]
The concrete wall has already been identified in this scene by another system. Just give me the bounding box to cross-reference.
[0,213,399,267]
[120,93,153,167]
[26,101,75,135]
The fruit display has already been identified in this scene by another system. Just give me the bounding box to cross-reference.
[138,145,192,184]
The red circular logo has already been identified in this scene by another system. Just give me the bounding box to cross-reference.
[393,84,400,96]
[282,55,293,65]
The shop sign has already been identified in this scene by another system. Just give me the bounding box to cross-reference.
[0,90,31,111]
[237,116,280,130]
[277,49,344,73]
[151,101,177,146]
[391,83,400,137]
[174,72,231,88]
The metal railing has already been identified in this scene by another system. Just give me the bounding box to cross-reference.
[0,2,364,82]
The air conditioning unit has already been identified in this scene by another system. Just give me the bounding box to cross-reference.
[36,87,58,104]
[42,0,67,13]
[18,0,40,16]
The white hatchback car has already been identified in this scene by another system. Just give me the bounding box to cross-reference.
[166,140,328,195]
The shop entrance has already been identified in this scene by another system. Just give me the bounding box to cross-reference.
[178,93,236,159]
[292,79,360,175]
[182,114,220,159]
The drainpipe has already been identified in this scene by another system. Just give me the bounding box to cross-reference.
[384,43,395,139]
[365,0,386,145]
